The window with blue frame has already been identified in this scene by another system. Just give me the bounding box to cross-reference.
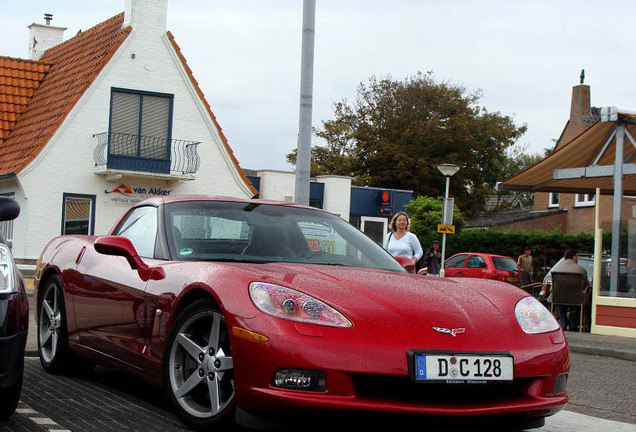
[108,88,174,174]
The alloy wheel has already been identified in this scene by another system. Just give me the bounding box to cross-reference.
[39,282,62,364]
[167,308,234,419]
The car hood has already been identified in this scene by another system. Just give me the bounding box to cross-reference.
[236,262,522,325]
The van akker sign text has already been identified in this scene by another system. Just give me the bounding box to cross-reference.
[105,184,172,206]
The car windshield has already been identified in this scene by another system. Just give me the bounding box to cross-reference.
[492,256,518,272]
[164,201,406,272]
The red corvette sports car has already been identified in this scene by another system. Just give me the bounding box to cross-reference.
[35,196,569,430]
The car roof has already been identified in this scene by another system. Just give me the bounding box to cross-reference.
[133,194,319,211]
[451,252,515,260]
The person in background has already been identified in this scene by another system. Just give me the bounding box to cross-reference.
[517,246,534,286]
[550,248,590,331]
[383,211,423,272]
[423,240,442,275]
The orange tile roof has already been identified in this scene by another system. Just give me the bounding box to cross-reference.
[0,12,255,195]
[0,56,49,145]
[0,13,130,175]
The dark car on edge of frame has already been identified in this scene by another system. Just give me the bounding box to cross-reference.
[0,196,28,419]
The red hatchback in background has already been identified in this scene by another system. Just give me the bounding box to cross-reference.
[441,252,522,286]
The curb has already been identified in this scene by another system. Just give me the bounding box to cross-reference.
[568,345,636,362]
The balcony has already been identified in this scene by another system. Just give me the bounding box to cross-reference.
[93,132,201,181]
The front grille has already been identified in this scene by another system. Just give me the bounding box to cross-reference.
[352,374,530,405]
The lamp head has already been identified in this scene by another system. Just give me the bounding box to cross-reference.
[437,163,460,177]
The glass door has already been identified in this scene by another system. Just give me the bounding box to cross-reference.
[360,216,388,247]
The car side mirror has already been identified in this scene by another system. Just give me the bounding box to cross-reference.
[0,196,20,222]
[394,255,415,274]
[94,236,165,281]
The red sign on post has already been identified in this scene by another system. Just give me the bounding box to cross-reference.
[379,190,393,215]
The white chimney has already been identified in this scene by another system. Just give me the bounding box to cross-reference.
[28,14,67,60]
[123,0,168,38]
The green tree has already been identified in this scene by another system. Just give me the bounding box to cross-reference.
[405,196,465,245]
[288,72,527,216]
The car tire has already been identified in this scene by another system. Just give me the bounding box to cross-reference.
[163,299,235,430]
[0,358,23,419]
[38,275,93,374]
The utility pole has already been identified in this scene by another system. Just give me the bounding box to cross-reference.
[294,0,315,205]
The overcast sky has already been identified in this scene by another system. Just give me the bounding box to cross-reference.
[4,1,636,171]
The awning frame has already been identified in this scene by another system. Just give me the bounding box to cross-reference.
[500,109,636,293]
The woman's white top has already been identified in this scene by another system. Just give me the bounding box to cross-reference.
[383,231,423,260]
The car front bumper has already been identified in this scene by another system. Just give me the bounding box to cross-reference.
[230,314,570,421]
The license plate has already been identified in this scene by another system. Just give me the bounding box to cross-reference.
[507,277,519,283]
[413,353,513,384]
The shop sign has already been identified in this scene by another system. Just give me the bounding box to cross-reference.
[105,184,173,206]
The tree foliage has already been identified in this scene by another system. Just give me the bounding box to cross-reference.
[404,196,464,245]
[288,72,527,216]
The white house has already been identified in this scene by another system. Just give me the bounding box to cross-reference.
[0,0,256,264]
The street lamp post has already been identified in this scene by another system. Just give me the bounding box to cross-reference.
[437,163,460,277]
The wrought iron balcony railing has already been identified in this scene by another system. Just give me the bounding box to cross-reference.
[93,132,201,175]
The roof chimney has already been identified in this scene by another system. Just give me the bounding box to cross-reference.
[555,71,591,150]
[123,0,168,38]
[28,14,67,60]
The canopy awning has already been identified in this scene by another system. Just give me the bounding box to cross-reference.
[500,108,636,298]
[499,110,636,195]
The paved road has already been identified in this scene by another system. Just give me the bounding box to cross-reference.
[566,351,636,425]
[0,358,634,432]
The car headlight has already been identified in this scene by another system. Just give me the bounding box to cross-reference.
[249,282,352,328]
[515,296,560,334]
[0,244,15,294]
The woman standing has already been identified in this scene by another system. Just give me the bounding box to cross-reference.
[383,211,423,271]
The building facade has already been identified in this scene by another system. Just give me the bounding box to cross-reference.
[0,0,255,264]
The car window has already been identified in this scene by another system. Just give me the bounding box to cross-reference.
[467,255,486,269]
[445,254,468,268]
[113,206,158,258]
[493,257,518,272]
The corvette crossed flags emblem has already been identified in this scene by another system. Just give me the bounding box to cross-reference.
[433,327,465,337]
